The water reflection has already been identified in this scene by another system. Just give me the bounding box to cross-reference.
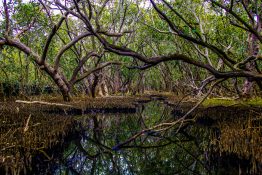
[41,101,209,175]
[0,100,261,174]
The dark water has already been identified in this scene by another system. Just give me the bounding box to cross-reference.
[0,100,261,175]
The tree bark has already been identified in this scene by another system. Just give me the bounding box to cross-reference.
[41,64,71,101]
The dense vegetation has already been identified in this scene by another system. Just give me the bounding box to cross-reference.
[0,1,262,174]
[0,0,261,101]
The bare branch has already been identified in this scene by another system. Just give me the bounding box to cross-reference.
[241,0,254,24]
[74,61,122,84]
[3,0,10,36]
[54,32,92,70]
[210,0,262,43]
[38,0,53,22]
[0,39,6,46]
[150,0,236,67]
[4,38,40,62]
[86,0,93,20]
[141,21,175,34]
[69,51,101,85]
[14,18,36,38]
[229,0,234,11]
[55,0,83,20]
[98,30,133,37]
[95,0,110,30]
[41,12,69,63]
[230,21,250,32]
[161,0,203,40]
[127,64,154,70]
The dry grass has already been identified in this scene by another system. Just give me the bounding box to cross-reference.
[0,102,73,174]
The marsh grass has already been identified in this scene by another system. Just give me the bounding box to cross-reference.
[0,102,73,175]
[210,112,262,173]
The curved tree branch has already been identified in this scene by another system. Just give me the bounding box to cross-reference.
[73,61,122,84]
[3,0,10,36]
[41,12,69,63]
[210,0,262,43]
[69,51,101,85]
[150,0,236,67]
[54,32,92,70]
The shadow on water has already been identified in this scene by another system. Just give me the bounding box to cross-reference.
[0,100,261,174]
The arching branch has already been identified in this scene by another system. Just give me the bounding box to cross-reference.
[54,32,92,70]
[3,0,11,36]
[73,61,122,84]
[41,12,69,63]
[210,0,262,43]
[69,51,101,85]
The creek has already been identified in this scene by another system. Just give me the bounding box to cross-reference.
[0,99,261,174]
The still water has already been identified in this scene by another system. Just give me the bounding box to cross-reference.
[0,100,261,174]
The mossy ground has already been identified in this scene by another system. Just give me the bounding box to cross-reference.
[202,97,262,107]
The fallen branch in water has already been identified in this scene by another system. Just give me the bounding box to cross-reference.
[15,100,73,108]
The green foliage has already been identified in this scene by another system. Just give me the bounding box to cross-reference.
[0,0,260,97]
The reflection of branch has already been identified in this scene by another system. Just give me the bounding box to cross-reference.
[166,136,208,171]
[121,142,172,149]
[113,79,225,150]
[74,139,108,160]
[87,137,112,151]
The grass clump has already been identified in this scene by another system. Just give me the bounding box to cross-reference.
[202,98,237,107]
[246,97,262,106]
[202,97,262,107]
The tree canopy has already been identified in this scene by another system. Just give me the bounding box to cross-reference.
[0,0,261,100]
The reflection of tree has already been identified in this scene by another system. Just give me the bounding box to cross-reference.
[4,101,259,174]
[6,100,258,174]
[57,101,211,175]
